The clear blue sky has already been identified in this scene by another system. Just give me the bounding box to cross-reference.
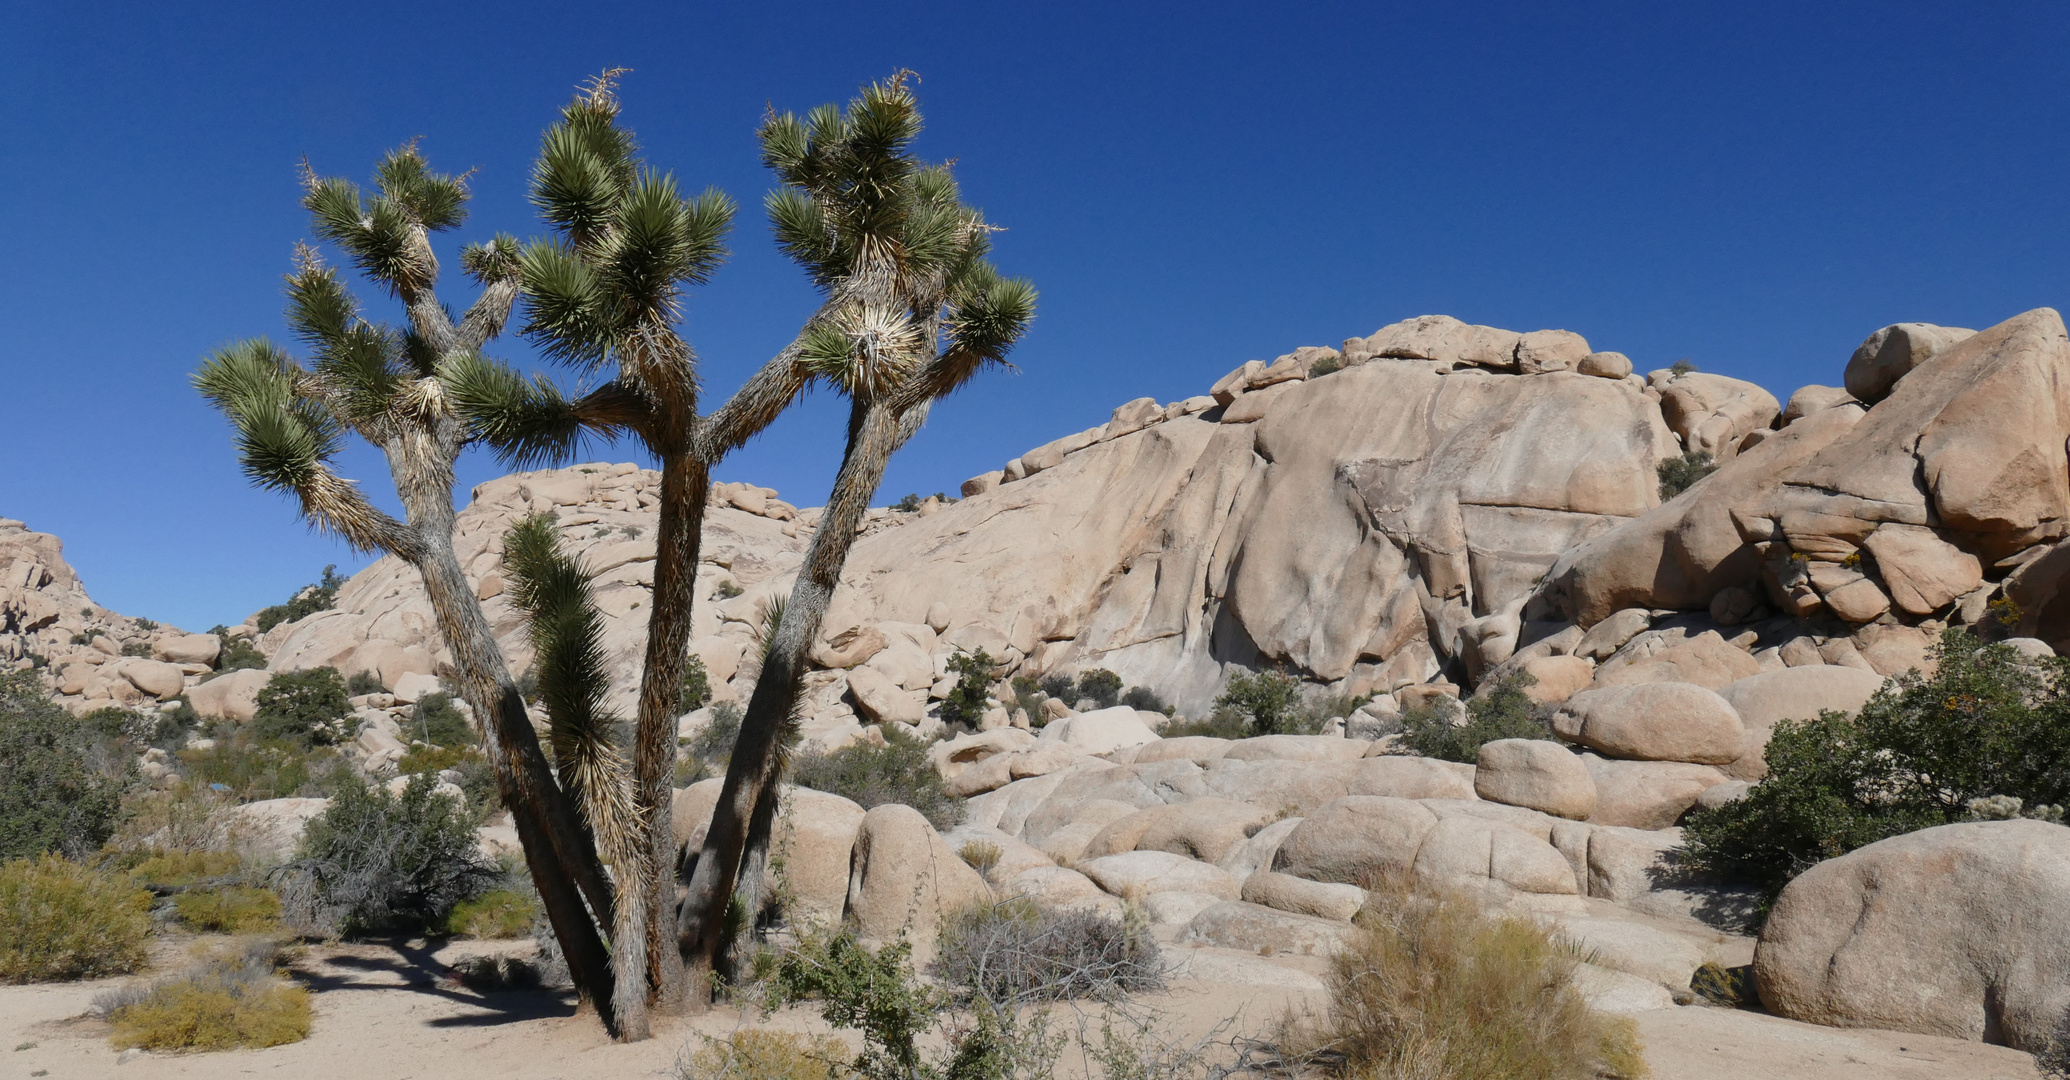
[2,1,2065,632]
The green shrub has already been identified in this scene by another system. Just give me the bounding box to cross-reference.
[1119,686,1169,714]
[1036,673,1074,702]
[253,565,345,633]
[0,670,129,859]
[180,733,336,802]
[99,941,309,1050]
[409,691,475,748]
[345,670,383,696]
[1400,673,1548,763]
[1157,711,1255,740]
[173,886,282,933]
[1682,629,2070,903]
[251,668,356,748]
[0,855,151,982]
[210,633,267,675]
[941,648,998,728]
[122,641,155,658]
[396,744,467,776]
[791,727,962,830]
[1656,450,1718,500]
[1075,669,1123,710]
[1287,878,1647,1080]
[680,654,712,713]
[1308,355,1342,376]
[1212,669,1307,736]
[771,926,1062,1080]
[447,887,540,938]
[277,773,494,936]
[128,849,243,886]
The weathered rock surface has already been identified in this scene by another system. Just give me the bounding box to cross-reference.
[1474,738,1597,819]
[847,804,990,956]
[1553,683,1746,764]
[1756,820,2070,1050]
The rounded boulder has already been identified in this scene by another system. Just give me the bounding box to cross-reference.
[1553,683,1746,764]
[1474,738,1598,820]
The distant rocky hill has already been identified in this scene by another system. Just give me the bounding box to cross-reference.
[9,310,2068,737]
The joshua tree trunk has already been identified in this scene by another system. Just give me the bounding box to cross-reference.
[678,397,906,995]
[383,427,619,1029]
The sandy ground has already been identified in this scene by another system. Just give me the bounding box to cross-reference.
[0,934,2043,1080]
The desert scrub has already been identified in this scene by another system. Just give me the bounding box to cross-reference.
[251,668,357,748]
[409,690,475,748]
[0,669,129,859]
[771,925,1063,1080]
[0,855,151,982]
[1208,669,1314,736]
[677,1030,854,1080]
[447,887,540,938]
[791,726,962,830]
[931,898,1163,1007]
[99,941,310,1051]
[1286,878,1646,1080]
[940,648,999,728]
[179,732,338,802]
[253,564,345,632]
[1655,449,1718,500]
[275,773,494,936]
[1400,672,1548,763]
[1681,628,2070,904]
[174,887,282,933]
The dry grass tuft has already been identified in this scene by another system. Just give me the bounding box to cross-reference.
[1286,877,1647,1080]
[446,887,539,938]
[99,940,310,1051]
[932,897,1163,1007]
[677,1029,853,1080]
[173,886,282,933]
[0,855,151,983]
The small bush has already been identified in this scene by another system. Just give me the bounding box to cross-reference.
[396,743,467,776]
[345,670,383,696]
[122,641,155,658]
[772,926,1062,1080]
[1157,711,1255,740]
[932,898,1163,1007]
[680,654,713,713]
[409,691,475,748]
[958,841,1002,879]
[0,855,151,983]
[277,773,494,936]
[791,727,962,830]
[1286,877,1646,1080]
[1400,673,1548,763]
[1036,673,1074,702]
[180,734,336,802]
[0,670,129,860]
[211,633,268,675]
[251,668,356,748]
[174,887,282,933]
[1119,686,1169,714]
[941,648,998,728]
[1212,669,1307,736]
[447,887,540,938]
[678,1030,853,1080]
[254,565,345,633]
[1656,450,1718,501]
[1682,629,2070,903]
[716,579,745,600]
[1075,669,1123,710]
[1308,355,1343,377]
[100,942,309,1051]
[129,849,243,887]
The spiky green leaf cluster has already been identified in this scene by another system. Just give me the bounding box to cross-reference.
[303,143,471,295]
[760,73,1036,401]
[519,75,735,380]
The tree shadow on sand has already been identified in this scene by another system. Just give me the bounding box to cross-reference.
[288,937,579,1028]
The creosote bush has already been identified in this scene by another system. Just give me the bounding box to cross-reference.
[1400,672,1547,763]
[98,941,310,1051]
[173,886,283,934]
[1210,669,1308,736]
[345,669,383,696]
[1682,628,2070,903]
[0,855,152,983]
[0,670,129,860]
[276,773,494,936]
[940,648,998,728]
[1285,877,1647,1080]
[678,1029,854,1080]
[1075,669,1123,710]
[791,726,962,830]
[251,668,356,748]
[1655,450,1718,501]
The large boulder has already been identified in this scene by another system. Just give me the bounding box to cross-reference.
[1859,523,1983,616]
[186,668,271,722]
[1755,820,2070,1051]
[1590,631,1760,690]
[117,659,185,699]
[1130,797,1274,864]
[1078,850,1241,900]
[1843,322,1975,405]
[153,633,221,665]
[1240,871,1367,921]
[1715,665,1886,780]
[846,804,989,956]
[1178,900,1354,957]
[1274,795,1437,884]
[1656,371,1781,461]
[1581,756,1729,829]
[1552,683,1746,764]
[1474,738,1597,819]
[1035,707,1160,756]
[672,782,866,924]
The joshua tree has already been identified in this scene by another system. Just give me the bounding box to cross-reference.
[193,147,622,1026]
[444,73,826,1030]
[674,74,1037,998]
